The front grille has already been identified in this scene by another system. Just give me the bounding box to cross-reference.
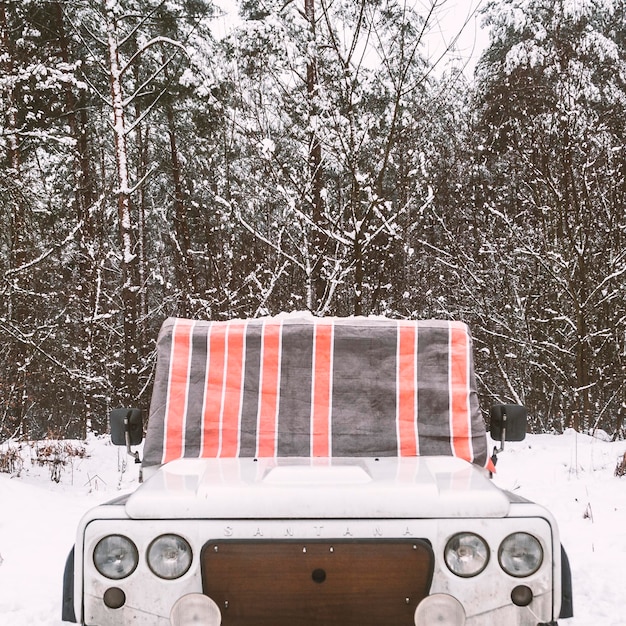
[201,539,434,625]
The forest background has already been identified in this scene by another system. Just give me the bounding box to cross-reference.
[1,0,625,442]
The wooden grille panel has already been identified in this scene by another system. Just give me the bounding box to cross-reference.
[201,539,434,625]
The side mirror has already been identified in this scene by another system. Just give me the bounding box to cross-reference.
[490,404,527,451]
[110,408,143,463]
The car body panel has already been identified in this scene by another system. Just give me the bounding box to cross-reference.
[125,456,510,520]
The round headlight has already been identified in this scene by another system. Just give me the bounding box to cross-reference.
[499,532,543,577]
[414,593,465,625]
[171,594,221,626]
[148,534,193,579]
[93,535,138,580]
[444,533,489,577]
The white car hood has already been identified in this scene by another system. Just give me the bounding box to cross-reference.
[125,456,510,519]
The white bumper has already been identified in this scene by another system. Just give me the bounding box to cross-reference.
[75,457,561,625]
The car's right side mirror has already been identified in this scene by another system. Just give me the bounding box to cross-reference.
[490,403,527,447]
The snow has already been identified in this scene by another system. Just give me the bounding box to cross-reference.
[492,430,626,625]
[1,430,625,625]
[0,436,140,626]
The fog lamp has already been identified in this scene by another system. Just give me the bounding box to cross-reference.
[170,594,221,626]
[414,594,465,625]
[511,584,533,607]
[103,587,126,609]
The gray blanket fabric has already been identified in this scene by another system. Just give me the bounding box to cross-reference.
[142,316,490,468]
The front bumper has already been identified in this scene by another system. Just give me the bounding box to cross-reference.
[77,513,560,626]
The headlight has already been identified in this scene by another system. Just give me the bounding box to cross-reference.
[148,534,193,579]
[499,532,543,577]
[171,594,221,626]
[414,594,465,625]
[444,533,489,577]
[93,535,138,580]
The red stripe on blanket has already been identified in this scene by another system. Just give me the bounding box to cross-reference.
[397,322,418,456]
[311,321,333,456]
[219,321,246,456]
[163,319,194,463]
[256,320,282,456]
[449,322,472,462]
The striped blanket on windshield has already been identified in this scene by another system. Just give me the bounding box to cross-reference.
[142,315,491,469]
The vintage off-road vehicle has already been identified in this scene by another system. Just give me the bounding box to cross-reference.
[63,315,573,625]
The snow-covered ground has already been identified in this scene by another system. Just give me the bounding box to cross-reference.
[1,430,624,625]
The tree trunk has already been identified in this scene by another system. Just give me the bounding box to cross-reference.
[305,0,326,312]
[0,3,19,174]
[132,51,148,354]
[1,2,28,434]
[166,99,198,315]
[104,2,139,405]
[54,1,97,438]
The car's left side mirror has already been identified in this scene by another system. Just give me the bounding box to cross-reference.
[110,408,143,464]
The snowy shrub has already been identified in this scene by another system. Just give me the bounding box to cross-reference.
[0,444,24,476]
[33,441,87,483]
[614,452,626,478]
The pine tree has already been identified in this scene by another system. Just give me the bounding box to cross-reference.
[473,0,626,432]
